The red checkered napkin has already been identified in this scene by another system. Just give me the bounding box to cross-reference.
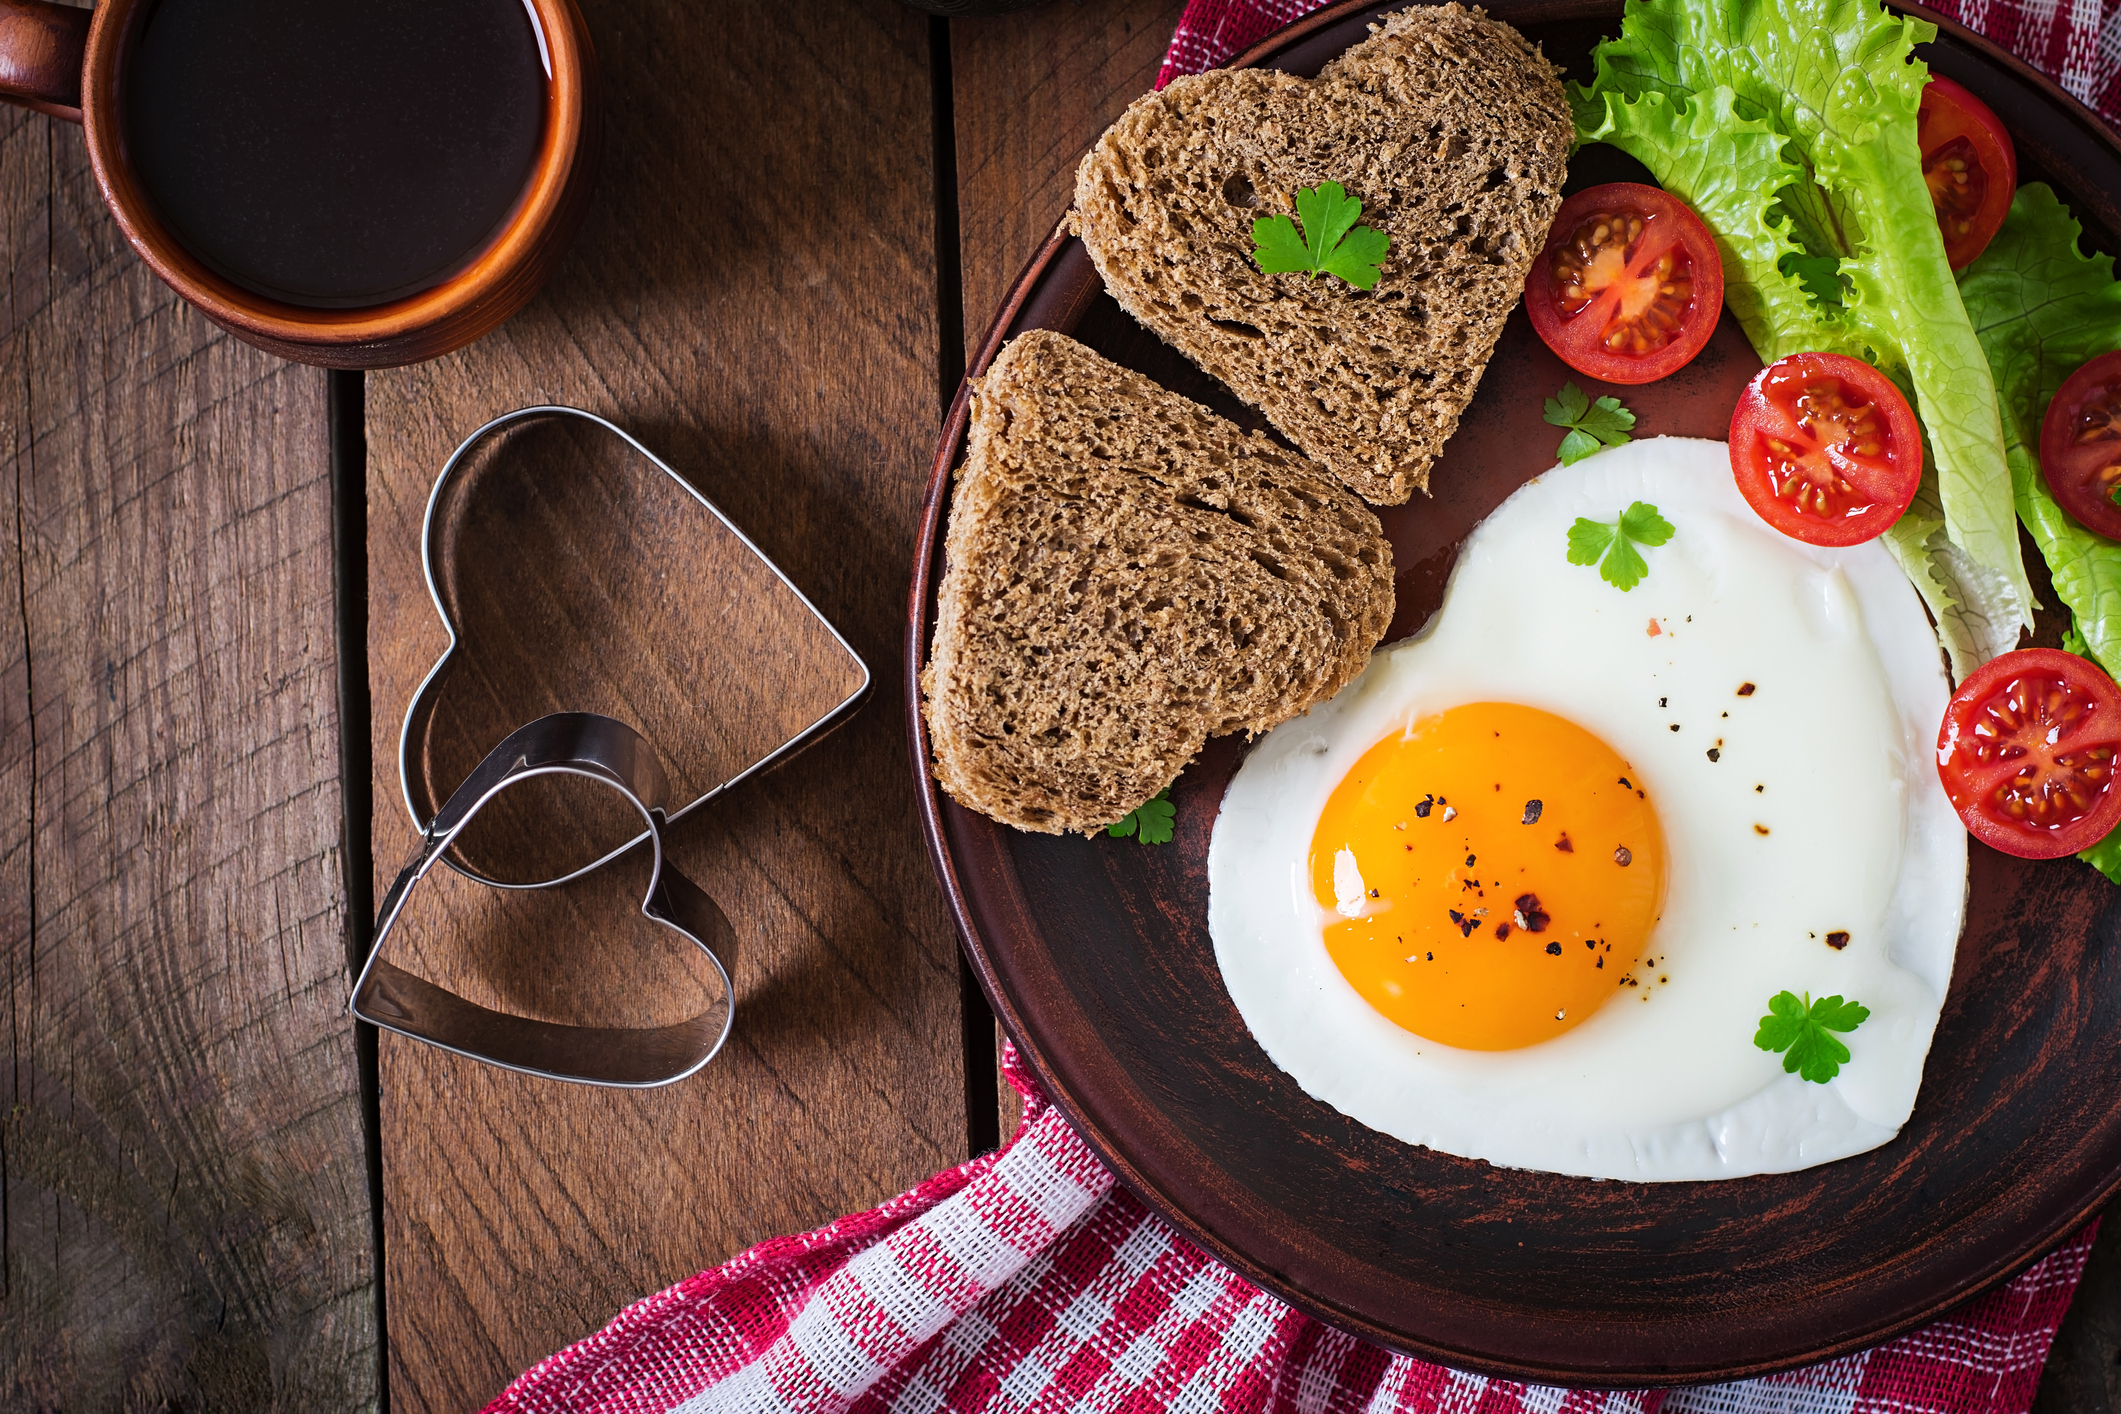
[1157,0,2121,118]
[485,1046,2094,1414]
[482,2,2112,1408]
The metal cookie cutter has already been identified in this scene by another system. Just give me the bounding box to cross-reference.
[398,405,872,890]
[352,713,736,1086]
[350,406,872,1084]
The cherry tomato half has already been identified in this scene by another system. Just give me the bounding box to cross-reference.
[2039,349,2121,540]
[1727,352,1923,546]
[1524,182,1724,386]
[1917,75,2017,270]
[1937,648,2121,858]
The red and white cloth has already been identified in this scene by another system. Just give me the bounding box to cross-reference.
[484,1048,2096,1414]
[1156,0,2121,119]
[481,2,2112,1409]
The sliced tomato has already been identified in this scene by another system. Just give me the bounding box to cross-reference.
[1727,352,1923,546]
[2039,349,2121,541]
[1918,75,2017,270]
[1937,648,2121,858]
[1524,182,1724,386]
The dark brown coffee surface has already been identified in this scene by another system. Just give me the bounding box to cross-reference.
[125,0,548,308]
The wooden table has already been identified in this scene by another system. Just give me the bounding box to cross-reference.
[0,0,2113,1408]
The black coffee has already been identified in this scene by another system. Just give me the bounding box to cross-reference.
[125,0,548,309]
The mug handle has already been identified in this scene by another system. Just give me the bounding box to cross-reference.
[0,0,86,124]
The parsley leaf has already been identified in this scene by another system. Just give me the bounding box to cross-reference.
[1753,990,1870,1084]
[1542,382,1637,466]
[1555,428,1603,464]
[1567,517,1616,566]
[1620,501,1673,545]
[1250,216,1315,278]
[1107,788,1175,845]
[1251,181,1390,289]
[1565,501,1673,591]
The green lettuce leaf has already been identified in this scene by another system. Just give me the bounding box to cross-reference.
[1876,474,2023,678]
[1956,183,2121,883]
[1959,184,2121,677]
[1572,0,2033,674]
[2080,828,2121,886]
[1573,84,1836,362]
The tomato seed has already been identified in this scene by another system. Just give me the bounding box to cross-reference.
[1923,136,1988,223]
[2076,386,2121,444]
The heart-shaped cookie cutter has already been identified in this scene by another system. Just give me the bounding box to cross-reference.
[354,405,871,1083]
[398,404,872,890]
[353,712,735,1086]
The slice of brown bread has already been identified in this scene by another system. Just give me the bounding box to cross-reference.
[922,329,1393,834]
[1071,4,1571,504]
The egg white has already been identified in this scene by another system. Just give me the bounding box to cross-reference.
[1207,437,1967,1181]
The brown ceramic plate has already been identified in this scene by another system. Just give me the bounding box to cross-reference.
[907,0,2121,1385]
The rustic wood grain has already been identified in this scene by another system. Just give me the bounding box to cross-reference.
[398,414,870,898]
[0,107,375,1408]
[362,1,965,1407]
[950,0,1189,367]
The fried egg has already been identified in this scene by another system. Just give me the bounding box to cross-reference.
[1208,436,1966,1181]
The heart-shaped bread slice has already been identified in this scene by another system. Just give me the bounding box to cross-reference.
[923,330,1393,834]
[1072,4,1571,504]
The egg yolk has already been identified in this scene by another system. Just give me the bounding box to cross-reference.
[1309,702,1667,1050]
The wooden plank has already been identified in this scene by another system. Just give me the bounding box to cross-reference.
[362,1,963,1407]
[0,110,375,1405]
[949,0,1187,1165]
[950,0,1189,367]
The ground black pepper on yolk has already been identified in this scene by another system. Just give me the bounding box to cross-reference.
[1310,702,1670,1050]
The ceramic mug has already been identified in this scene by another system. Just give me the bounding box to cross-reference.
[0,0,600,369]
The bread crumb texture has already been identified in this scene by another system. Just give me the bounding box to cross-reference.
[923,330,1394,834]
[1072,5,1570,504]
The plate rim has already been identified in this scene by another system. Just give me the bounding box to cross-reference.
[904,0,2121,1384]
